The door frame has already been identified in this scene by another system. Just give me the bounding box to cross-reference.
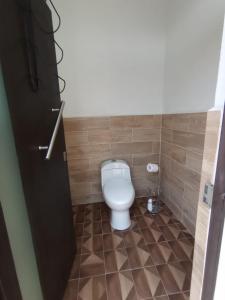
[201,105,225,300]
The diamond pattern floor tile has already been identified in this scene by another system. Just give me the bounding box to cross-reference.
[78,276,107,300]
[64,198,194,300]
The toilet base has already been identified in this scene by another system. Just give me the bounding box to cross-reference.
[110,209,131,230]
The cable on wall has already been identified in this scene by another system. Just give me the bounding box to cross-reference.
[57,75,66,94]
[54,40,64,65]
[16,0,67,95]
[33,0,61,34]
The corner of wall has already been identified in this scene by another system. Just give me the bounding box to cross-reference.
[190,108,222,300]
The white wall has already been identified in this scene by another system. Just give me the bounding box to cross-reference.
[53,0,225,117]
[215,17,225,109]
[54,0,166,117]
[163,0,225,114]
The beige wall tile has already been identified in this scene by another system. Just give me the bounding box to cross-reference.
[89,156,113,171]
[133,177,158,196]
[112,155,133,166]
[172,130,205,154]
[161,128,173,143]
[89,155,133,171]
[111,142,153,155]
[110,116,135,128]
[183,184,199,212]
[64,117,110,132]
[160,176,184,213]
[65,131,88,147]
[162,114,190,132]
[70,182,92,197]
[162,194,182,220]
[111,128,132,143]
[171,160,201,191]
[110,115,162,129]
[182,184,200,233]
[72,194,103,205]
[132,128,161,142]
[88,129,112,144]
[161,142,186,165]
[152,142,161,153]
[181,214,195,236]
[134,115,162,129]
[205,110,221,132]
[70,169,100,183]
[132,153,159,166]
[68,158,90,172]
[91,182,102,194]
[188,113,207,133]
[186,151,203,174]
[63,118,87,132]
[160,155,172,177]
[131,165,148,179]
[161,166,185,195]
[162,113,207,134]
[85,117,110,130]
[67,144,111,160]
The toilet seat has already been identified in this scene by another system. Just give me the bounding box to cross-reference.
[103,178,135,210]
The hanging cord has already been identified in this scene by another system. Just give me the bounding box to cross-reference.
[15,0,66,94]
[54,40,64,64]
[33,0,61,34]
[57,75,66,94]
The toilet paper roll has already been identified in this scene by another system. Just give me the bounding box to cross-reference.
[146,163,159,173]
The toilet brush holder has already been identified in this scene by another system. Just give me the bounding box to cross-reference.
[147,195,161,214]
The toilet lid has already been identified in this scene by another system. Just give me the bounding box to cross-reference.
[103,178,135,203]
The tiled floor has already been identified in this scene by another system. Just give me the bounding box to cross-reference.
[64,198,194,300]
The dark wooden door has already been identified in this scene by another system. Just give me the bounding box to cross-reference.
[0,1,75,300]
[0,204,22,300]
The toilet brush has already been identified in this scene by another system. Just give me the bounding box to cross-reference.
[147,191,161,214]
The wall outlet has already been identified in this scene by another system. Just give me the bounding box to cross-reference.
[203,183,214,207]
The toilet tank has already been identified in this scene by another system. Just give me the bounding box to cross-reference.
[101,160,131,187]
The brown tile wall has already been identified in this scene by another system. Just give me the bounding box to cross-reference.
[64,115,162,205]
[160,113,208,235]
[64,112,220,239]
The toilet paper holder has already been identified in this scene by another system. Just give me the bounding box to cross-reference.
[146,163,159,174]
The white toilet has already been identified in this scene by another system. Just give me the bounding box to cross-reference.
[101,160,135,230]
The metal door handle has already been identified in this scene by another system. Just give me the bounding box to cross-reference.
[38,101,65,160]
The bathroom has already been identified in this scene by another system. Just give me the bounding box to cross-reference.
[1,0,225,300]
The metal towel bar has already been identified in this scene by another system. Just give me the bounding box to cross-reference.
[38,101,65,160]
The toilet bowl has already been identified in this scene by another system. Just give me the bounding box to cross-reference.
[101,160,135,230]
